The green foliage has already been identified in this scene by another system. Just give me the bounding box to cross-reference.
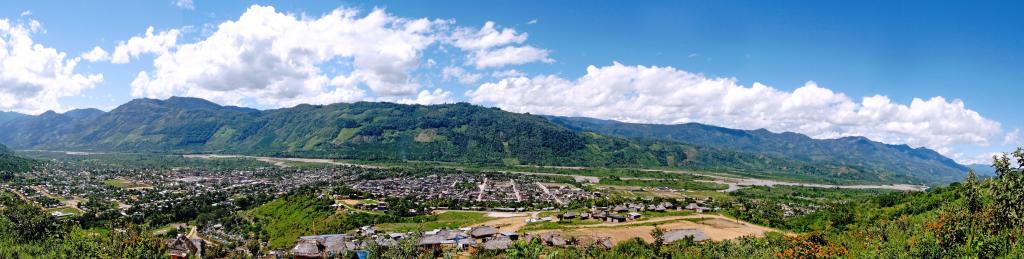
[248,191,348,248]
[376,211,490,233]
[506,237,546,259]
[249,190,412,249]
[0,191,164,258]
[724,186,890,231]
[992,148,1024,228]
[0,144,36,179]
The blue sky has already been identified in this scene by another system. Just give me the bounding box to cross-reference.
[0,0,1020,164]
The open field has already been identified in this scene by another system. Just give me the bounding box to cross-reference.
[152,223,188,236]
[102,178,151,189]
[377,211,493,233]
[45,206,83,215]
[530,214,779,244]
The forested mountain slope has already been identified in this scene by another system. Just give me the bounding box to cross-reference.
[548,116,968,184]
[0,97,966,184]
[0,98,774,171]
[0,144,35,176]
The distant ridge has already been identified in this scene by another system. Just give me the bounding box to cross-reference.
[546,116,969,184]
[968,164,997,177]
[0,97,968,184]
[0,111,25,125]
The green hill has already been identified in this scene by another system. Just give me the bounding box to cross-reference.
[0,144,35,177]
[0,97,966,184]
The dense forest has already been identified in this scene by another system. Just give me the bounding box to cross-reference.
[0,97,963,184]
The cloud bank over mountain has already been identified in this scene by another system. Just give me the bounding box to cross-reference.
[468,63,1002,161]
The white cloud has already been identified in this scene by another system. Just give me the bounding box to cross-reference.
[128,5,446,107]
[491,69,525,78]
[450,21,552,68]
[19,11,31,17]
[527,19,538,25]
[79,46,109,62]
[1005,129,1021,145]
[962,152,1003,165]
[174,0,194,10]
[395,89,453,105]
[0,19,103,114]
[467,62,1003,158]
[471,45,553,68]
[120,5,552,107]
[111,26,180,64]
[450,21,526,50]
[442,66,483,84]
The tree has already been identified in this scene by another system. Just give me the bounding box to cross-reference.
[651,225,666,257]
[964,169,982,214]
[992,148,1024,230]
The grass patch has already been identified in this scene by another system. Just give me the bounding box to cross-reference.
[103,178,149,189]
[45,207,82,215]
[376,211,490,233]
[151,223,187,235]
[522,218,602,231]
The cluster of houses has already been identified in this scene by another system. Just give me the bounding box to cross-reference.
[348,174,599,205]
[549,200,715,224]
[277,223,720,258]
[167,223,712,258]
[284,225,615,258]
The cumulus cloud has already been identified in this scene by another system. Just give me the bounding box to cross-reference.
[80,46,109,62]
[394,89,454,105]
[450,21,552,68]
[111,26,180,64]
[467,62,1003,157]
[128,5,446,107]
[0,19,103,114]
[442,66,483,84]
[450,21,526,50]
[116,5,554,107]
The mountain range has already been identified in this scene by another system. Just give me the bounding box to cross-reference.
[548,116,969,184]
[0,97,969,184]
